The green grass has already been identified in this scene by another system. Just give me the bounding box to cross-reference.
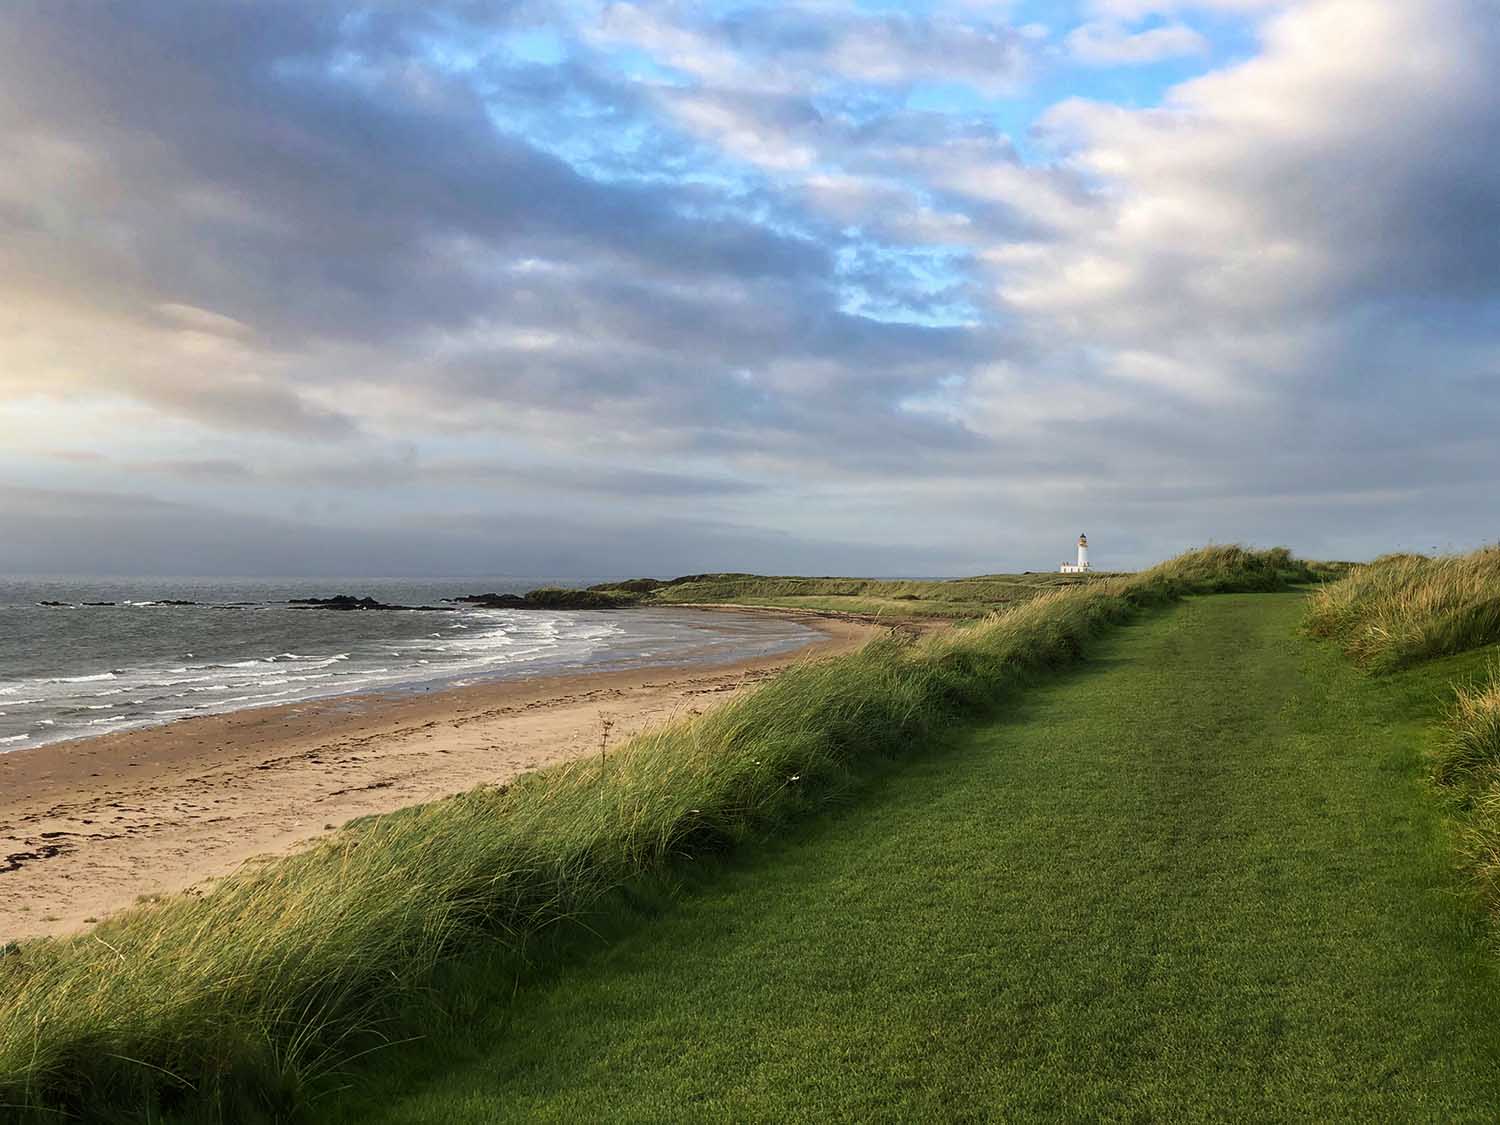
[321,593,1500,1122]
[0,547,1306,1121]
[592,547,1316,621]
[646,592,1052,620]
[593,571,1115,620]
[1307,548,1500,944]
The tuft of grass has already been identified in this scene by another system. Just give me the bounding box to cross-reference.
[1430,665,1500,940]
[1434,666,1500,790]
[1306,546,1500,672]
[0,546,1304,1121]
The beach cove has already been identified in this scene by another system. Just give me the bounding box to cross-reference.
[0,610,877,941]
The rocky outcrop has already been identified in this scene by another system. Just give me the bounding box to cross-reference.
[447,593,529,608]
[288,595,455,612]
[449,588,636,610]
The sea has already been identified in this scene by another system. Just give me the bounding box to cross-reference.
[0,577,818,751]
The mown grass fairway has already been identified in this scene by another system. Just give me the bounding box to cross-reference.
[325,593,1500,1122]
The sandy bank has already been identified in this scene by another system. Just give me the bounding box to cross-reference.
[0,612,879,941]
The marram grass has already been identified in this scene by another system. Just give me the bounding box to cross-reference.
[0,546,1308,1121]
[1434,665,1500,790]
[1306,546,1500,672]
[1432,667,1500,941]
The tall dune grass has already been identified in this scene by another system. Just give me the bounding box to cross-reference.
[1432,668,1500,942]
[1306,547,1500,672]
[0,546,1306,1121]
[1434,667,1500,789]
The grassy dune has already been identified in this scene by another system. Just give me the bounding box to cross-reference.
[0,547,1304,1121]
[1306,546,1500,671]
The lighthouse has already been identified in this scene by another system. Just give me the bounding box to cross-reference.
[1060,533,1091,574]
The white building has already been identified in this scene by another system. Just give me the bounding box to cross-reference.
[1060,533,1091,574]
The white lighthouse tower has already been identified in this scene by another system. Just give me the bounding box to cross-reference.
[1060,533,1091,574]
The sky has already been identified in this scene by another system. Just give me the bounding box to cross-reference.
[1,0,1497,577]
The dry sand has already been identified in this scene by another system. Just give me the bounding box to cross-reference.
[0,611,879,941]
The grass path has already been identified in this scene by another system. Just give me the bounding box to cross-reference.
[327,593,1500,1121]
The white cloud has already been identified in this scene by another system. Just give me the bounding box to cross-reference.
[996,0,1500,403]
[656,89,820,171]
[1090,0,1286,19]
[592,2,1031,96]
[1066,21,1209,65]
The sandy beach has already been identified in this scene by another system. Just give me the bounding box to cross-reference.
[0,611,879,941]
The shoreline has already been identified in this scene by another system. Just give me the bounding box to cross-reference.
[0,602,822,755]
[0,610,880,941]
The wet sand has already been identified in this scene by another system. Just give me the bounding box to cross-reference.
[0,612,879,941]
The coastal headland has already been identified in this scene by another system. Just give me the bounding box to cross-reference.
[0,610,878,940]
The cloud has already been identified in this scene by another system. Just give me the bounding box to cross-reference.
[2,0,1498,574]
[1089,0,1286,18]
[1006,0,1500,386]
[1066,21,1210,65]
[595,2,1031,96]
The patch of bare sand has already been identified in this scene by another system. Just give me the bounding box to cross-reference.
[0,613,881,941]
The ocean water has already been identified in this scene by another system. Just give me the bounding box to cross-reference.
[0,578,817,751]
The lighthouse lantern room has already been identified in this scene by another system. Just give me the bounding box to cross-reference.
[1060,534,1091,574]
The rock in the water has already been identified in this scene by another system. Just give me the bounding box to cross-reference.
[290,595,386,610]
[289,595,454,612]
